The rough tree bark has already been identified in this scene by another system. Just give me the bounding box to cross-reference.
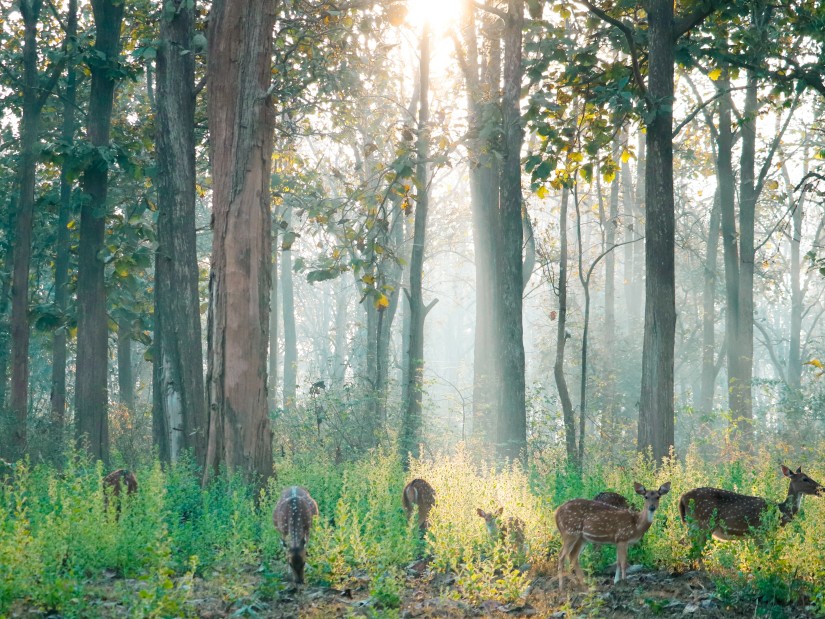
[153,0,206,464]
[204,0,275,482]
[637,0,676,463]
[281,207,297,410]
[75,0,125,464]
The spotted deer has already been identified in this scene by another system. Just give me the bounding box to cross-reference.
[679,465,823,566]
[593,491,634,511]
[274,486,319,584]
[556,482,671,587]
[103,469,138,515]
[476,507,526,554]
[402,478,436,531]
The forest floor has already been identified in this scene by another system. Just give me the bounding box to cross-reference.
[9,561,820,619]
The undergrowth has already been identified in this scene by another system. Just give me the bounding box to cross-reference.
[0,444,824,616]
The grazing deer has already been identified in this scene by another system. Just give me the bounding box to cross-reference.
[274,486,319,584]
[556,482,671,587]
[103,469,138,514]
[476,507,526,554]
[679,465,823,565]
[593,491,634,511]
[402,478,436,531]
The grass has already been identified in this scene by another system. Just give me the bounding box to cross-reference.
[0,443,824,616]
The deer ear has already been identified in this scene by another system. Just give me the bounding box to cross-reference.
[781,465,792,477]
[658,482,671,495]
[796,467,803,474]
[495,507,504,517]
[476,508,486,518]
[634,482,646,495]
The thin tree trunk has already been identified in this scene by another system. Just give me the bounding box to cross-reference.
[495,0,526,463]
[268,231,279,411]
[75,0,125,464]
[631,131,645,329]
[734,69,758,443]
[638,0,676,464]
[401,24,431,466]
[554,188,577,467]
[606,138,619,344]
[51,0,78,444]
[333,277,348,387]
[281,208,297,410]
[154,0,206,463]
[10,0,47,459]
[699,190,721,411]
[203,0,275,482]
[785,158,804,391]
[117,318,134,411]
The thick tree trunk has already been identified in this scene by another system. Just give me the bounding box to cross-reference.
[10,0,51,459]
[204,0,275,482]
[637,0,676,464]
[495,0,526,463]
[401,24,431,466]
[554,188,576,467]
[699,191,721,412]
[51,0,78,443]
[75,0,125,464]
[153,0,206,463]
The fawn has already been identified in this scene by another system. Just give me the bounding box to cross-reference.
[476,507,526,555]
[679,465,823,566]
[402,478,436,531]
[274,486,319,584]
[556,482,671,587]
[103,469,138,515]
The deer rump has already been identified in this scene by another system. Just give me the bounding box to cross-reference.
[679,488,769,539]
[402,479,436,529]
[274,487,319,583]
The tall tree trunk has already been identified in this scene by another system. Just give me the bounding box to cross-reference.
[10,0,45,459]
[495,0,526,463]
[606,137,619,345]
[153,0,206,463]
[117,318,134,412]
[717,73,743,434]
[785,158,805,392]
[204,0,275,482]
[699,190,721,412]
[332,277,348,387]
[268,231,279,411]
[734,69,758,442]
[51,0,78,445]
[554,188,576,467]
[458,0,500,443]
[637,0,676,464]
[281,208,297,410]
[631,131,645,329]
[401,23,431,466]
[75,0,125,464]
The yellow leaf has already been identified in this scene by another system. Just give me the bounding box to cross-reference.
[374,294,390,310]
[374,245,384,254]
[361,274,375,285]
[621,149,632,163]
[602,170,616,183]
[806,359,823,369]
[568,152,583,163]
[67,219,76,229]
[708,68,722,81]
[765,179,779,190]
[536,185,549,199]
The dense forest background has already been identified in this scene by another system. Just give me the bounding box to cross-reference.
[2,0,825,615]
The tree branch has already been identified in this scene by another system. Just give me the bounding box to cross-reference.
[673,0,726,41]
[473,0,508,22]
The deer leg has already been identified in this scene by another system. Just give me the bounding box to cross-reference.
[569,538,587,586]
[614,543,628,583]
[557,537,573,588]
